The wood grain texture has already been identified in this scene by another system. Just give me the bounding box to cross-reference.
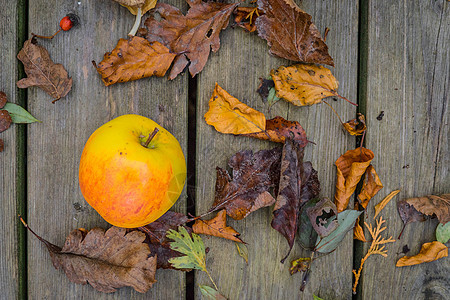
[361,1,449,299]
[195,1,358,299]
[0,1,20,298]
[26,0,187,298]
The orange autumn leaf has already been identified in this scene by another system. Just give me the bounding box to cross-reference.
[374,189,401,219]
[193,210,243,243]
[396,241,448,267]
[335,148,374,212]
[234,7,262,33]
[95,36,176,86]
[204,83,266,134]
[343,113,366,136]
[353,218,367,242]
[357,165,383,209]
[271,64,354,106]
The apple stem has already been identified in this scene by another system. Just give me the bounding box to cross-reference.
[143,128,159,148]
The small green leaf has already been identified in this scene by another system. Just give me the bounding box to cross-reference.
[267,87,280,107]
[235,242,248,264]
[2,103,40,123]
[313,295,325,300]
[199,285,227,300]
[167,226,206,271]
[314,210,362,253]
[436,222,450,244]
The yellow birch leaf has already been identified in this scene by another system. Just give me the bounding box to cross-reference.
[373,189,401,219]
[204,83,266,134]
[396,241,448,267]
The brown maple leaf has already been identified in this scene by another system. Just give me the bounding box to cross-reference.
[143,0,239,79]
[95,36,176,86]
[255,0,334,66]
[210,147,282,220]
[405,194,450,224]
[0,110,12,133]
[17,38,72,103]
[22,218,156,293]
[193,210,243,243]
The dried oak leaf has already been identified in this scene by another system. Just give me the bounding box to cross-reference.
[25,223,156,293]
[17,38,72,103]
[272,139,320,262]
[255,0,333,66]
[0,110,12,133]
[357,165,383,209]
[210,147,282,220]
[271,64,353,106]
[343,113,366,136]
[0,91,7,108]
[243,116,308,146]
[396,241,448,267]
[306,197,338,238]
[335,147,374,212]
[144,0,239,79]
[406,194,450,224]
[139,210,192,270]
[95,36,176,86]
[234,7,262,33]
[204,83,266,135]
[193,210,243,243]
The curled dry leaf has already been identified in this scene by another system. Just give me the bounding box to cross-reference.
[235,243,249,264]
[334,147,374,212]
[405,194,450,224]
[306,198,338,238]
[193,210,243,243]
[373,189,401,218]
[210,147,282,219]
[144,0,239,79]
[256,0,333,66]
[95,36,175,86]
[397,199,427,239]
[243,116,308,146]
[234,7,262,33]
[396,241,448,267]
[289,257,311,275]
[0,110,12,133]
[17,38,72,103]
[204,83,266,135]
[23,220,156,293]
[343,113,366,136]
[271,64,352,107]
[0,91,7,108]
[357,165,383,209]
[353,218,367,242]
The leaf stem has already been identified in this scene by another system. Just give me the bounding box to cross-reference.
[32,29,61,40]
[128,7,142,36]
[335,93,358,106]
[143,128,159,148]
[205,268,218,290]
[323,100,344,124]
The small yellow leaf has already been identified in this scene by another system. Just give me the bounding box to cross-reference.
[373,189,401,219]
[396,241,448,267]
[235,243,248,264]
[343,113,366,136]
[204,83,266,135]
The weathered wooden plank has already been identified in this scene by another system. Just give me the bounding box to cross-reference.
[0,1,21,298]
[195,1,358,299]
[361,1,449,299]
[26,1,187,298]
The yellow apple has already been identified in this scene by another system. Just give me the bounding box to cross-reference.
[79,114,186,228]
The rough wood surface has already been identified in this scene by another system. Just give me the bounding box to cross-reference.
[26,1,187,298]
[195,1,358,299]
[0,1,20,299]
[361,1,449,299]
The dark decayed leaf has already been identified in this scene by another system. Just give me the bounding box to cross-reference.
[397,199,427,238]
[405,194,450,224]
[0,110,12,133]
[210,147,282,220]
[257,78,275,102]
[17,38,72,102]
[0,139,4,152]
[144,0,239,79]
[0,91,7,108]
[23,220,156,293]
[256,0,333,66]
[298,198,319,250]
[306,198,338,238]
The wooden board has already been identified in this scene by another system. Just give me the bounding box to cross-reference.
[26,1,187,298]
[0,1,21,299]
[195,1,358,299]
[361,1,449,299]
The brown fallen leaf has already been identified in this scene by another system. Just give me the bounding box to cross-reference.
[373,189,401,218]
[335,147,374,212]
[406,194,450,224]
[144,0,239,79]
[343,113,366,136]
[17,38,72,103]
[0,110,12,133]
[396,241,448,267]
[204,83,266,135]
[193,210,243,243]
[353,218,367,242]
[256,78,275,102]
[255,0,333,66]
[397,199,427,239]
[210,147,282,220]
[21,218,156,293]
[243,116,308,146]
[0,91,7,108]
[306,198,338,238]
[271,64,355,107]
[234,7,262,33]
[357,165,383,209]
[95,36,176,86]
[114,0,157,15]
